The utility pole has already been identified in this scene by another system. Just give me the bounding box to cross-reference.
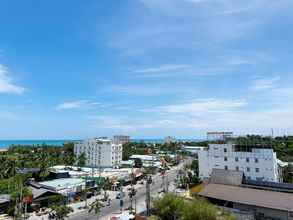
[129,164,137,213]
[161,171,165,192]
[134,193,137,214]
[166,175,169,193]
[119,187,124,212]
[145,176,152,216]
[84,174,88,208]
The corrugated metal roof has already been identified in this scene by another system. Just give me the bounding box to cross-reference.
[199,183,293,212]
[29,187,58,200]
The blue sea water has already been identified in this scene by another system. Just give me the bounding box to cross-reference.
[0,140,76,149]
[0,139,200,149]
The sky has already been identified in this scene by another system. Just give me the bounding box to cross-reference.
[1,0,293,139]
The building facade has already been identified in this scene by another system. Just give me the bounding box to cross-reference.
[113,135,130,145]
[198,144,280,182]
[207,132,233,141]
[182,145,206,155]
[74,138,122,168]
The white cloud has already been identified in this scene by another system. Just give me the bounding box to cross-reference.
[85,95,293,137]
[150,99,247,114]
[132,52,273,78]
[134,64,191,73]
[57,100,100,110]
[0,64,25,94]
[89,116,136,131]
[109,0,293,57]
[250,77,279,91]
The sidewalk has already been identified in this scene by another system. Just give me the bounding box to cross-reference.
[28,191,115,220]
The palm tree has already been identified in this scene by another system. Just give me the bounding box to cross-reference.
[88,199,103,220]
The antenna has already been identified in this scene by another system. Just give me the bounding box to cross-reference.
[270,128,274,149]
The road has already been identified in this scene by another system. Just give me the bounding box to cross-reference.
[69,159,190,220]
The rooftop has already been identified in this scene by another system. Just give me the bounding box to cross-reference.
[130,155,157,161]
[39,178,85,190]
[199,183,293,212]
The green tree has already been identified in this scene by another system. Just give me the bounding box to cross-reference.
[180,197,218,220]
[88,199,103,220]
[48,195,65,205]
[283,164,293,183]
[190,160,199,175]
[77,153,87,168]
[50,205,73,220]
[153,194,235,220]
[9,175,32,219]
[153,194,185,220]
[63,142,76,166]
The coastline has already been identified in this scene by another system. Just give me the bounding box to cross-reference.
[0,138,202,149]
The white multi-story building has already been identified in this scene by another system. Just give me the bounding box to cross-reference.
[74,138,122,168]
[207,132,233,141]
[113,135,130,145]
[198,143,280,182]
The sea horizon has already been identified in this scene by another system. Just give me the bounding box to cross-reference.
[0,138,202,149]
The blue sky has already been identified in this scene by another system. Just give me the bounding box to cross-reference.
[1,0,293,139]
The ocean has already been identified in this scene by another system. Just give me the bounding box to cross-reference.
[0,139,200,149]
[0,140,75,149]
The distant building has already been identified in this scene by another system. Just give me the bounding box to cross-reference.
[182,145,206,155]
[198,143,280,182]
[164,136,176,144]
[113,135,130,145]
[74,138,122,168]
[38,178,86,195]
[129,155,161,168]
[207,132,233,141]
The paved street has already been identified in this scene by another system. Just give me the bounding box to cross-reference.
[27,159,190,220]
[69,159,190,220]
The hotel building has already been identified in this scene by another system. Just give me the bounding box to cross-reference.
[74,138,122,168]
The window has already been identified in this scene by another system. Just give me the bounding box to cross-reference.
[225,166,228,170]
[224,157,228,161]
[224,148,227,153]
[255,168,260,173]
[255,158,259,163]
[246,167,250,172]
[235,166,239,171]
[246,158,250,163]
[235,157,239,162]
[214,147,218,150]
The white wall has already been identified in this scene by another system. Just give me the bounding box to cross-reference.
[198,144,280,182]
[74,139,122,168]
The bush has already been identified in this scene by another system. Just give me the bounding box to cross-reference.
[152,194,235,220]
